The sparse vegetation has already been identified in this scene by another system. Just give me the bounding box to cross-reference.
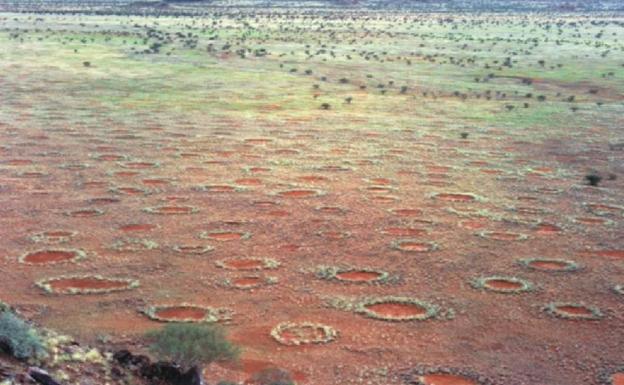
[146,323,240,382]
[0,310,47,361]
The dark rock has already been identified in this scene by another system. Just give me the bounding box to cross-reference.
[28,367,61,385]
[112,350,133,366]
[140,361,183,380]
[113,350,203,385]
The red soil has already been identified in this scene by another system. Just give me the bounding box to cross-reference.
[232,277,262,287]
[235,178,263,186]
[121,161,157,169]
[22,250,79,264]
[116,187,145,194]
[119,224,157,232]
[223,259,265,270]
[535,223,562,234]
[390,208,423,217]
[395,241,434,252]
[154,306,208,321]
[364,302,427,318]
[595,250,624,259]
[483,279,523,290]
[142,178,171,186]
[555,305,594,317]
[278,189,318,198]
[528,260,571,271]
[335,271,382,282]
[382,227,427,236]
[40,230,74,238]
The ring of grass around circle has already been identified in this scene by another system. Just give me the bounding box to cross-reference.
[30,230,77,244]
[110,238,159,252]
[36,275,139,295]
[198,230,252,241]
[315,266,390,284]
[192,184,246,193]
[544,302,603,320]
[59,163,90,170]
[172,244,214,255]
[19,248,87,265]
[109,186,153,196]
[477,231,528,241]
[471,276,534,294]
[270,322,338,346]
[356,296,439,322]
[518,258,580,273]
[221,276,278,290]
[64,208,105,217]
[274,188,326,198]
[16,171,49,178]
[117,161,160,169]
[143,303,232,323]
[316,231,352,240]
[429,192,484,202]
[391,239,438,253]
[143,206,199,215]
[216,257,280,271]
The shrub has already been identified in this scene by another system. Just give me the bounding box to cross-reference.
[585,173,602,186]
[0,311,47,360]
[146,323,240,370]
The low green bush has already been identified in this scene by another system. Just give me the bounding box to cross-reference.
[146,323,240,370]
[0,311,47,360]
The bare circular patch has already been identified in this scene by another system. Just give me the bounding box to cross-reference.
[478,231,528,241]
[544,302,603,320]
[277,189,324,198]
[65,208,105,218]
[119,223,158,232]
[118,161,159,169]
[392,239,438,253]
[519,258,579,273]
[199,230,251,241]
[315,266,389,284]
[36,275,138,294]
[389,208,423,217]
[432,193,478,202]
[216,257,280,271]
[471,276,533,294]
[357,297,438,321]
[222,275,277,290]
[19,249,86,264]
